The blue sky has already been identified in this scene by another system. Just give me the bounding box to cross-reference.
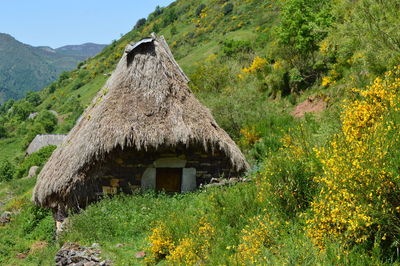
[1,0,175,48]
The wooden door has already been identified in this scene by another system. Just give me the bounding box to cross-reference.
[156,168,182,193]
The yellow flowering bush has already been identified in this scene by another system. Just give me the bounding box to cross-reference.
[256,128,320,216]
[233,212,277,264]
[240,126,261,147]
[320,40,330,56]
[242,56,267,74]
[147,223,175,262]
[307,67,400,249]
[147,218,215,265]
[321,76,334,87]
[167,238,198,265]
[166,218,215,265]
[273,60,284,70]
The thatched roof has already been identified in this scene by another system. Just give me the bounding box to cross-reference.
[33,35,249,209]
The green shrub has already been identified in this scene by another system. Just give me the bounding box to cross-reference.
[196,4,206,16]
[11,101,34,121]
[58,72,70,82]
[223,3,234,15]
[0,160,15,182]
[48,83,57,94]
[0,99,14,114]
[21,124,45,149]
[190,57,234,93]
[25,91,42,107]
[148,5,163,21]
[163,8,178,27]
[35,110,57,133]
[170,25,178,35]
[71,81,84,91]
[14,145,56,179]
[0,125,6,139]
[134,18,147,29]
[221,39,253,58]
[21,204,53,237]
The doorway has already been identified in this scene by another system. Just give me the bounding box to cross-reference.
[156,168,182,193]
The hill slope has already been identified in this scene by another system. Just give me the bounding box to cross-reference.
[0,33,106,103]
[1,0,400,264]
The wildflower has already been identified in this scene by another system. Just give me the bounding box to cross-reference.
[242,56,267,74]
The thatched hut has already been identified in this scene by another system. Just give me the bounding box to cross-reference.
[33,35,249,223]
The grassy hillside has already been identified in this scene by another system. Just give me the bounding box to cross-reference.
[1,0,400,264]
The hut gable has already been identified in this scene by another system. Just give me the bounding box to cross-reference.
[33,35,249,210]
[27,134,67,155]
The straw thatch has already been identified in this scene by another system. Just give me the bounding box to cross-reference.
[33,35,249,209]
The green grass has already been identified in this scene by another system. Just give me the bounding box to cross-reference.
[0,137,24,162]
[0,180,386,265]
[70,75,108,106]
[0,178,55,266]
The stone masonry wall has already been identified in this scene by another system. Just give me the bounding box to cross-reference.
[87,144,240,196]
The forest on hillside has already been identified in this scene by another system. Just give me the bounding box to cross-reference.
[1,0,400,264]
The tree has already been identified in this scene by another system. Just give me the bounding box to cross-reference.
[134,18,147,29]
[163,8,178,27]
[36,110,58,133]
[26,91,42,107]
[277,0,333,56]
[148,5,163,21]
[223,3,234,15]
[0,99,14,114]
[12,101,34,120]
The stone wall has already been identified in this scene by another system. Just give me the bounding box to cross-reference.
[87,144,241,196]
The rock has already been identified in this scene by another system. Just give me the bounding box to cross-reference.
[55,243,112,266]
[135,251,146,259]
[28,112,39,120]
[210,177,222,184]
[1,211,11,219]
[28,166,40,178]
[228,178,240,184]
[49,110,59,117]
[203,177,252,189]
[0,211,12,225]
[16,252,28,259]
[219,179,228,185]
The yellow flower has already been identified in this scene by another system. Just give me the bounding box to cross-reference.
[242,56,267,74]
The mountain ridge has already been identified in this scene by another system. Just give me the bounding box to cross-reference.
[0,33,107,103]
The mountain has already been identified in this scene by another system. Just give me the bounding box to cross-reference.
[55,43,107,57]
[0,33,106,103]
